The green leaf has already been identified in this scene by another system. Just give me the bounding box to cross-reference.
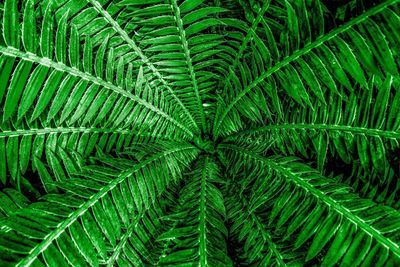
[22,0,37,53]
[33,157,58,193]
[3,0,20,48]
[42,244,70,267]
[55,11,69,64]
[47,75,78,122]
[69,26,80,68]
[81,213,108,260]
[40,2,54,58]
[30,70,64,121]
[182,7,228,25]
[322,222,355,267]
[3,61,33,122]
[341,232,372,266]
[186,18,224,36]
[332,36,367,88]
[179,0,204,13]
[6,137,18,181]
[17,66,50,120]
[306,214,342,261]
[56,233,87,266]
[83,36,93,74]
[19,135,32,174]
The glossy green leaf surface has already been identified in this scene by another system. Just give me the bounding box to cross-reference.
[0,0,399,266]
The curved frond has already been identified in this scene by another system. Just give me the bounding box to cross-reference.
[0,142,199,266]
[226,76,400,173]
[156,156,231,266]
[0,0,399,265]
[88,0,200,133]
[226,183,305,266]
[0,0,195,187]
[213,0,400,137]
[220,143,400,266]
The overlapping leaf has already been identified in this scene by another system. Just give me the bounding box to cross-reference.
[0,0,399,266]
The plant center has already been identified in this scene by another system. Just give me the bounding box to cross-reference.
[193,135,215,154]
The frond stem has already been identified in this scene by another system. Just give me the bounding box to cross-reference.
[219,144,400,258]
[199,156,208,266]
[224,123,400,141]
[0,126,165,139]
[213,0,271,132]
[170,0,207,133]
[88,0,200,134]
[213,0,400,136]
[0,46,194,138]
[17,144,198,267]
[252,214,287,266]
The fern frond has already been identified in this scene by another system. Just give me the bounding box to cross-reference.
[213,0,400,137]
[88,0,200,133]
[115,0,232,134]
[0,0,199,187]
[156,156,231,266]
[0,142,199,266]
[0,45,192,136]
[220,143,400,266]
[225,183,305,266]
[225,76,400,179]
[0,0,399,265]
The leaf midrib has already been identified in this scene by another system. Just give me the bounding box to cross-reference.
[252,213,286,266]
[225,123,400,140]
[0,46,193,138]
[0,126,175,142]
[199,156,208,266]
[171,0,206,133]
[213,0,400,136]
[17,144,198,267]
[88,0,200,134]
[220,144,400,257]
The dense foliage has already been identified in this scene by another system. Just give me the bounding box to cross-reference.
[0,0,399,266]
